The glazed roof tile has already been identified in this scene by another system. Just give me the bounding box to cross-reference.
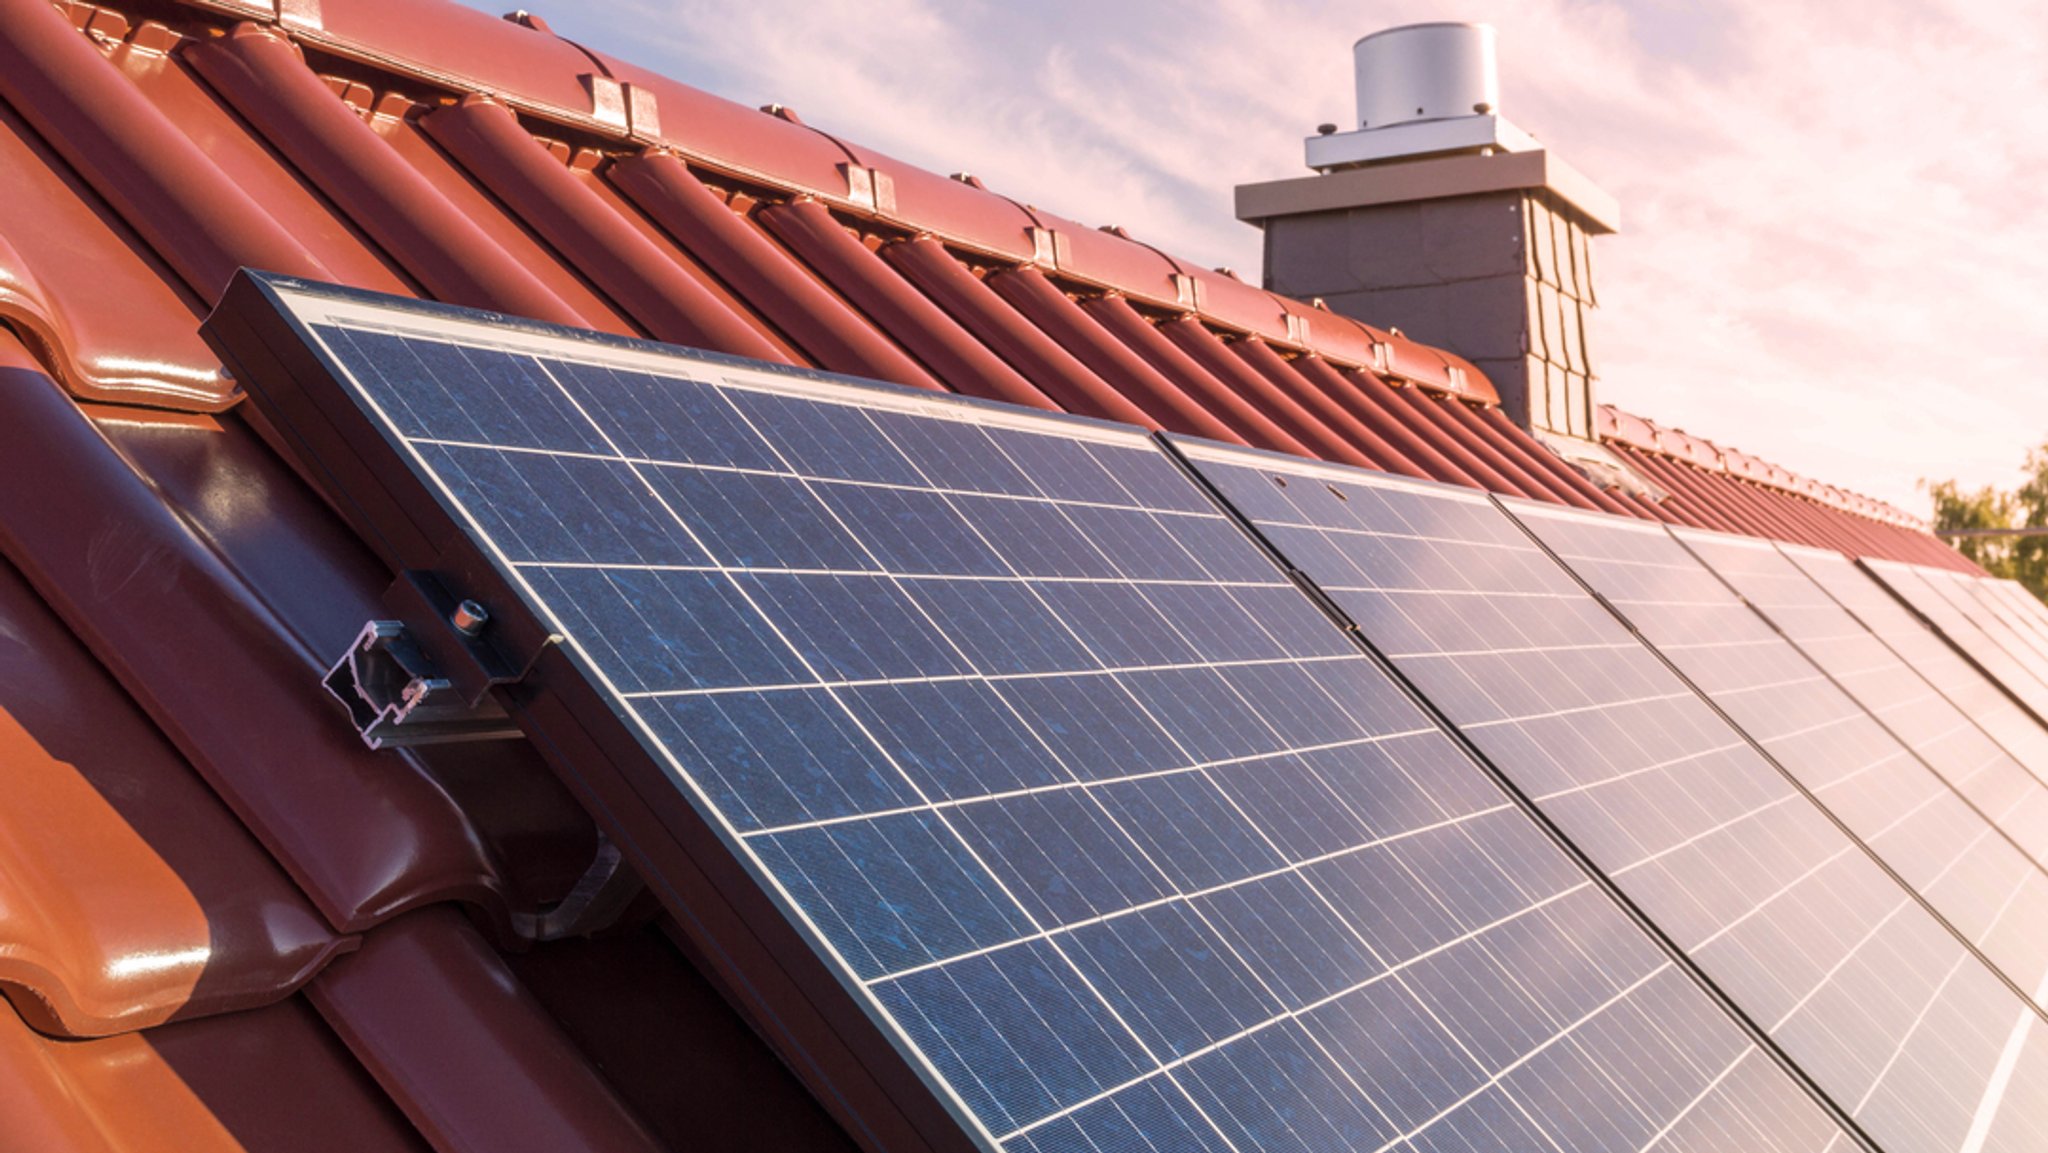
[0,0,1982,1146]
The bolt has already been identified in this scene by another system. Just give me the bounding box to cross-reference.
[451,599,490,636]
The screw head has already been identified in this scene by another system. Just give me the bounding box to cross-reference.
[451,599,490,636]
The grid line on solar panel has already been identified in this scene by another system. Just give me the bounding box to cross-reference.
[1973,585,2048,677]
[1690,539,2048,875]
[1937,576,2048,693]
[1789,549,2048,792]
[1499,507,2048,1018]
[1171,436,2048,1153]
[1951,581,2048,717]
[1988,582,2048,643]
[1863,561,2048,727]
[257,284,1855,1153]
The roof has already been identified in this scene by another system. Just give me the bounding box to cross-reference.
[0,0,1981,1147]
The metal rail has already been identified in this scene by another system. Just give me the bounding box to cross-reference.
[1934,527,2048,538]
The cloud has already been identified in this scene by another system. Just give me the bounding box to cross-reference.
[476,0,2048,512]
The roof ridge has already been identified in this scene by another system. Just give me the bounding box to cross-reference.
[1597,402,1925,530]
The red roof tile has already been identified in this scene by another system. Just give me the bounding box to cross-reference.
[0,0,1978,1144]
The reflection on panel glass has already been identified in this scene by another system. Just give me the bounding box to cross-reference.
[1179,439,2048,1153]
[259,284,1853,1153]
[1689,539,2048,877]
[1864,561,2048,725]
[1509,508,2048,1013]
[1793,551,2048,788]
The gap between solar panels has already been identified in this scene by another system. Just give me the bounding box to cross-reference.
[206,273,1858,1153]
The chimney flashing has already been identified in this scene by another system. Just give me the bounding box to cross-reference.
[1236,149,1620,235]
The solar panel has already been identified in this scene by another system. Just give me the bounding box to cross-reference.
[1498,507,2048,1012]
[1992,581,2048,642]
[1976,581,2048,653]
[1173,438,2048,1153]
[1924,572,2048,693]
[1681,538,2048,874]
[205,275,1851,1153]
[1951,577,2048,672]
[1786,550,2048,788]
[1863,561,2048,725]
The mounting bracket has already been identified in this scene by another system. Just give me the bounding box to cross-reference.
[323,569,557,748]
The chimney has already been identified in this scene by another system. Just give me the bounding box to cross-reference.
[1235,23,1619,438]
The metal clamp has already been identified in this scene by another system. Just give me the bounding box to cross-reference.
[324,569,558,748]
[324,620,523,748]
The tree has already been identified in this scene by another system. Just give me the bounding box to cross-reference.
[1922,440,2048,599]
[2011,444,2048,598]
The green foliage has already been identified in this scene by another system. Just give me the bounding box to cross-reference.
[2012,444,2048,598]
[1923,441,2048,600]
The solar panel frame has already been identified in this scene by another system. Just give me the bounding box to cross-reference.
[1990,581,2048,642]
[1686,539,2048,874]
[1951,577,2048,673]
[1862,560,2048,727]
[1786,548,2048,791]
[1169,434,2048,1153]
[1496,508,2048,1014]
[205,274,1856,1153]
[1923,573,2048,697]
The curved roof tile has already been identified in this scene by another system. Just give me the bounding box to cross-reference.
[0,563,344,1038]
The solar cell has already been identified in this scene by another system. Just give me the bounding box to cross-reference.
[206,276,1851,1153]
[1863,561,2048,725]
[1499,508,2048,1013]
[1787,551,2048,788]
[1682,538,2048,875]
[1175,438,2048,1153]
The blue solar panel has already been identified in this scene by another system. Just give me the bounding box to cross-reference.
[217,277,1854,1153]
[1501,507,2048,1014]
[1175,438,2048,1153]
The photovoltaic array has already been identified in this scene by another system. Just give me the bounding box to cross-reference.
[1501,508,2048,1010]
[1788,550,2048,788]
[1939,576,2048,682]
[1174,440,2048,1153]
[218,279,1853,1153]
[1683,539,2048,881]
[1863,561,2048,725]
[1980,581,2048,656]
[210,274,2048,1153]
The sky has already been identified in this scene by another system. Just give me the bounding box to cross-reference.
[462,0,2048,515]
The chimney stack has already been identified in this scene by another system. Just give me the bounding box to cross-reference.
[1236,23,1618,438]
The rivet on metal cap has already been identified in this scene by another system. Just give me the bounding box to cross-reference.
[451,599,491,636]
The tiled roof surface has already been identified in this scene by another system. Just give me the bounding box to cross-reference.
[0,0,1981,1148]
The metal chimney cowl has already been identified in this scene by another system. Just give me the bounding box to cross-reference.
[1308,23,1535,171]
[1238,23,1620,440]
[1358,23,1499,129]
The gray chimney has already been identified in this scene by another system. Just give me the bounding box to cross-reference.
[1235,23,1618,438]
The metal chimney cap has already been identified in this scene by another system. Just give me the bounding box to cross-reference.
[1354,22,1499,131]
[1353,21,1491,48]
